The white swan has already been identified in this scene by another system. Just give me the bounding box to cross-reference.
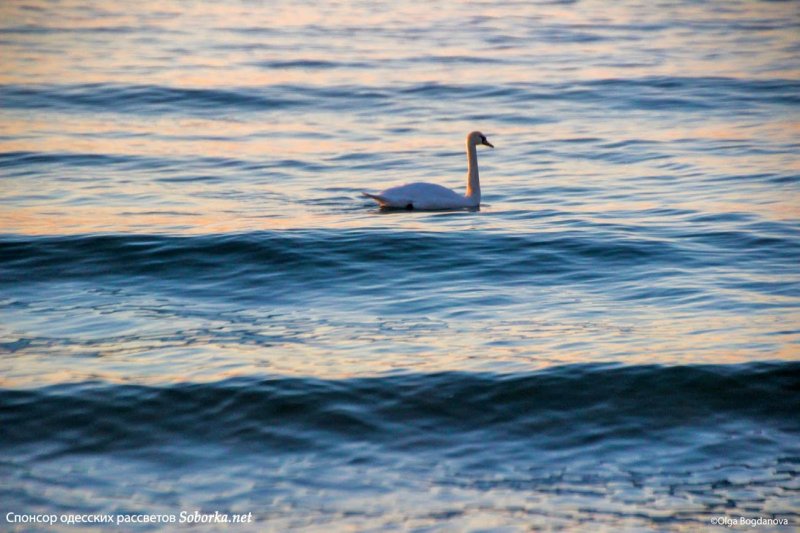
[363,131,493,210]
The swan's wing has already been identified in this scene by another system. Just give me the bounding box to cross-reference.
[387,183,466,209]
[386,182,459,198]
[365,182,467,209]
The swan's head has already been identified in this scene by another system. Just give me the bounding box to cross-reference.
[469,131,494,148]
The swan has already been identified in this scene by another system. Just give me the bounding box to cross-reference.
[363,131,493,210]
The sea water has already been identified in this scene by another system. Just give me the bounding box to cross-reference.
[1,0,799,530]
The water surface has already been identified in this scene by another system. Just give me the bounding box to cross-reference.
[1,0,799,530]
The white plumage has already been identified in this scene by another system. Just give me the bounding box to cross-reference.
[363,131,493,210]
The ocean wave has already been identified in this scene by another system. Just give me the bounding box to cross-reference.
[251,59,372,69]
[2,363,797,456]
[2,77,796,116]
[2,229,797,313]
[0,150,327,175]
[0,229,704,284]
[0,84,301,114]
[1,227,794,275]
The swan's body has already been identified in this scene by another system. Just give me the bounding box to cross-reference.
[364,182,475,210]
[363,131,493,210]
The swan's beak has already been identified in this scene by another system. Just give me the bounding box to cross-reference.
[482,139,494,148]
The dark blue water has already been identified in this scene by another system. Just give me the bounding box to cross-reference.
[2,0,799,529]
[3,364,799,529]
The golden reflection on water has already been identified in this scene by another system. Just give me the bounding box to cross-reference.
[2,308,797,388]
[2,0,798,86]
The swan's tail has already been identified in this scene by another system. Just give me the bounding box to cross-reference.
[362,192,389,206]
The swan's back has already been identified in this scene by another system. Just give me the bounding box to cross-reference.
[371,182,472,210]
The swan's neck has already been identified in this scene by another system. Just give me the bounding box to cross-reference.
[465,140,480,202]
